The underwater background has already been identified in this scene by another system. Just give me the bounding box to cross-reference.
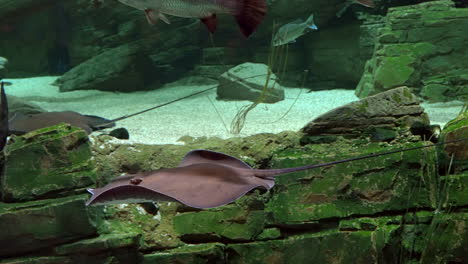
[0,0,467,263]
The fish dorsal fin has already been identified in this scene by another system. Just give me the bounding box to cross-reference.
[178,149,253,169]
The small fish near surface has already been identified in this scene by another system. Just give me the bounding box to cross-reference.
[116,0,267,37]
[86,138,468,209]
[273,13,318,47]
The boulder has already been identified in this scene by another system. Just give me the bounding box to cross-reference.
[52,41,156,92]
[439,105,468,173]
[301,86,429,138]
[1,124,96,202]
[0,195,97,257]
[217,63,284,103]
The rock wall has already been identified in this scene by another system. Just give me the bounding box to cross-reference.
[1,89,467,263]
[356,0,468,102]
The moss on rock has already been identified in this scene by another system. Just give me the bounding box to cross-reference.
[1,124,96,202]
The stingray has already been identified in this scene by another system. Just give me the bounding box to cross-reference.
[9,111,115,135]
[8,86,216,135]
[86,138,468,209]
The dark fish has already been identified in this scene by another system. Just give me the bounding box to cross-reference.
[0,81,10,150]
[86,138,468,209]
[116,0,267,37]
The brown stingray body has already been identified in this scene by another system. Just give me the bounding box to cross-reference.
[87,150,275,208]
[86,139,468,209]
[9,111,114,135]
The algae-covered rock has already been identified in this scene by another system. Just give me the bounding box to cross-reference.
[54,233,142,264]
[266,140,438,224]
[302,87,429,137]
[173,206,266,242]
[439,106,468,173]
[99,202,183,251]
[356,0,468,102]
[54,233,140,255]
[142,243,225,264]
[226,230,387,263]
[418,212,468,264]
[440,174,468,206]
[1,124,96,202]
[0,194,97,257]
[0,256,73,264]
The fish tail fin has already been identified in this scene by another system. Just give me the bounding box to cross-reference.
[305,14,318,30]
[232,0,266,37]
[355,0,375,8]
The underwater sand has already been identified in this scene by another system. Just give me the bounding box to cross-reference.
[4,76,464,145]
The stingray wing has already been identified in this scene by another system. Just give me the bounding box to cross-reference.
[178,150,253,169]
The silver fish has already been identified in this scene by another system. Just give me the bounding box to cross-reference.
[117,0,267,37]
[273,14,318,47]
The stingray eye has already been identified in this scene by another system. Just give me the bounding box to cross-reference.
[130,178,143,185]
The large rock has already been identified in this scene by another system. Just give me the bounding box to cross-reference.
[52,41,156,92]
[439,105,468,173]
[356,0,468,102]
[0,194,98,257]
[1,124,96,202]
[217,63,284,103]
[301,86,429,137]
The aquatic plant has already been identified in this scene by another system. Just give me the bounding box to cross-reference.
[392,151,463,264]
[229,23,292,134]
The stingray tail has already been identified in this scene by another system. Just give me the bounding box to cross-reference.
[253,138,468,179]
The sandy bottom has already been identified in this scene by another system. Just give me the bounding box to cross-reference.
[3,76,464,145]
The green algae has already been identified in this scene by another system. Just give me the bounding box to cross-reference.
[173,206,266,241]
[1,124,96,202]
